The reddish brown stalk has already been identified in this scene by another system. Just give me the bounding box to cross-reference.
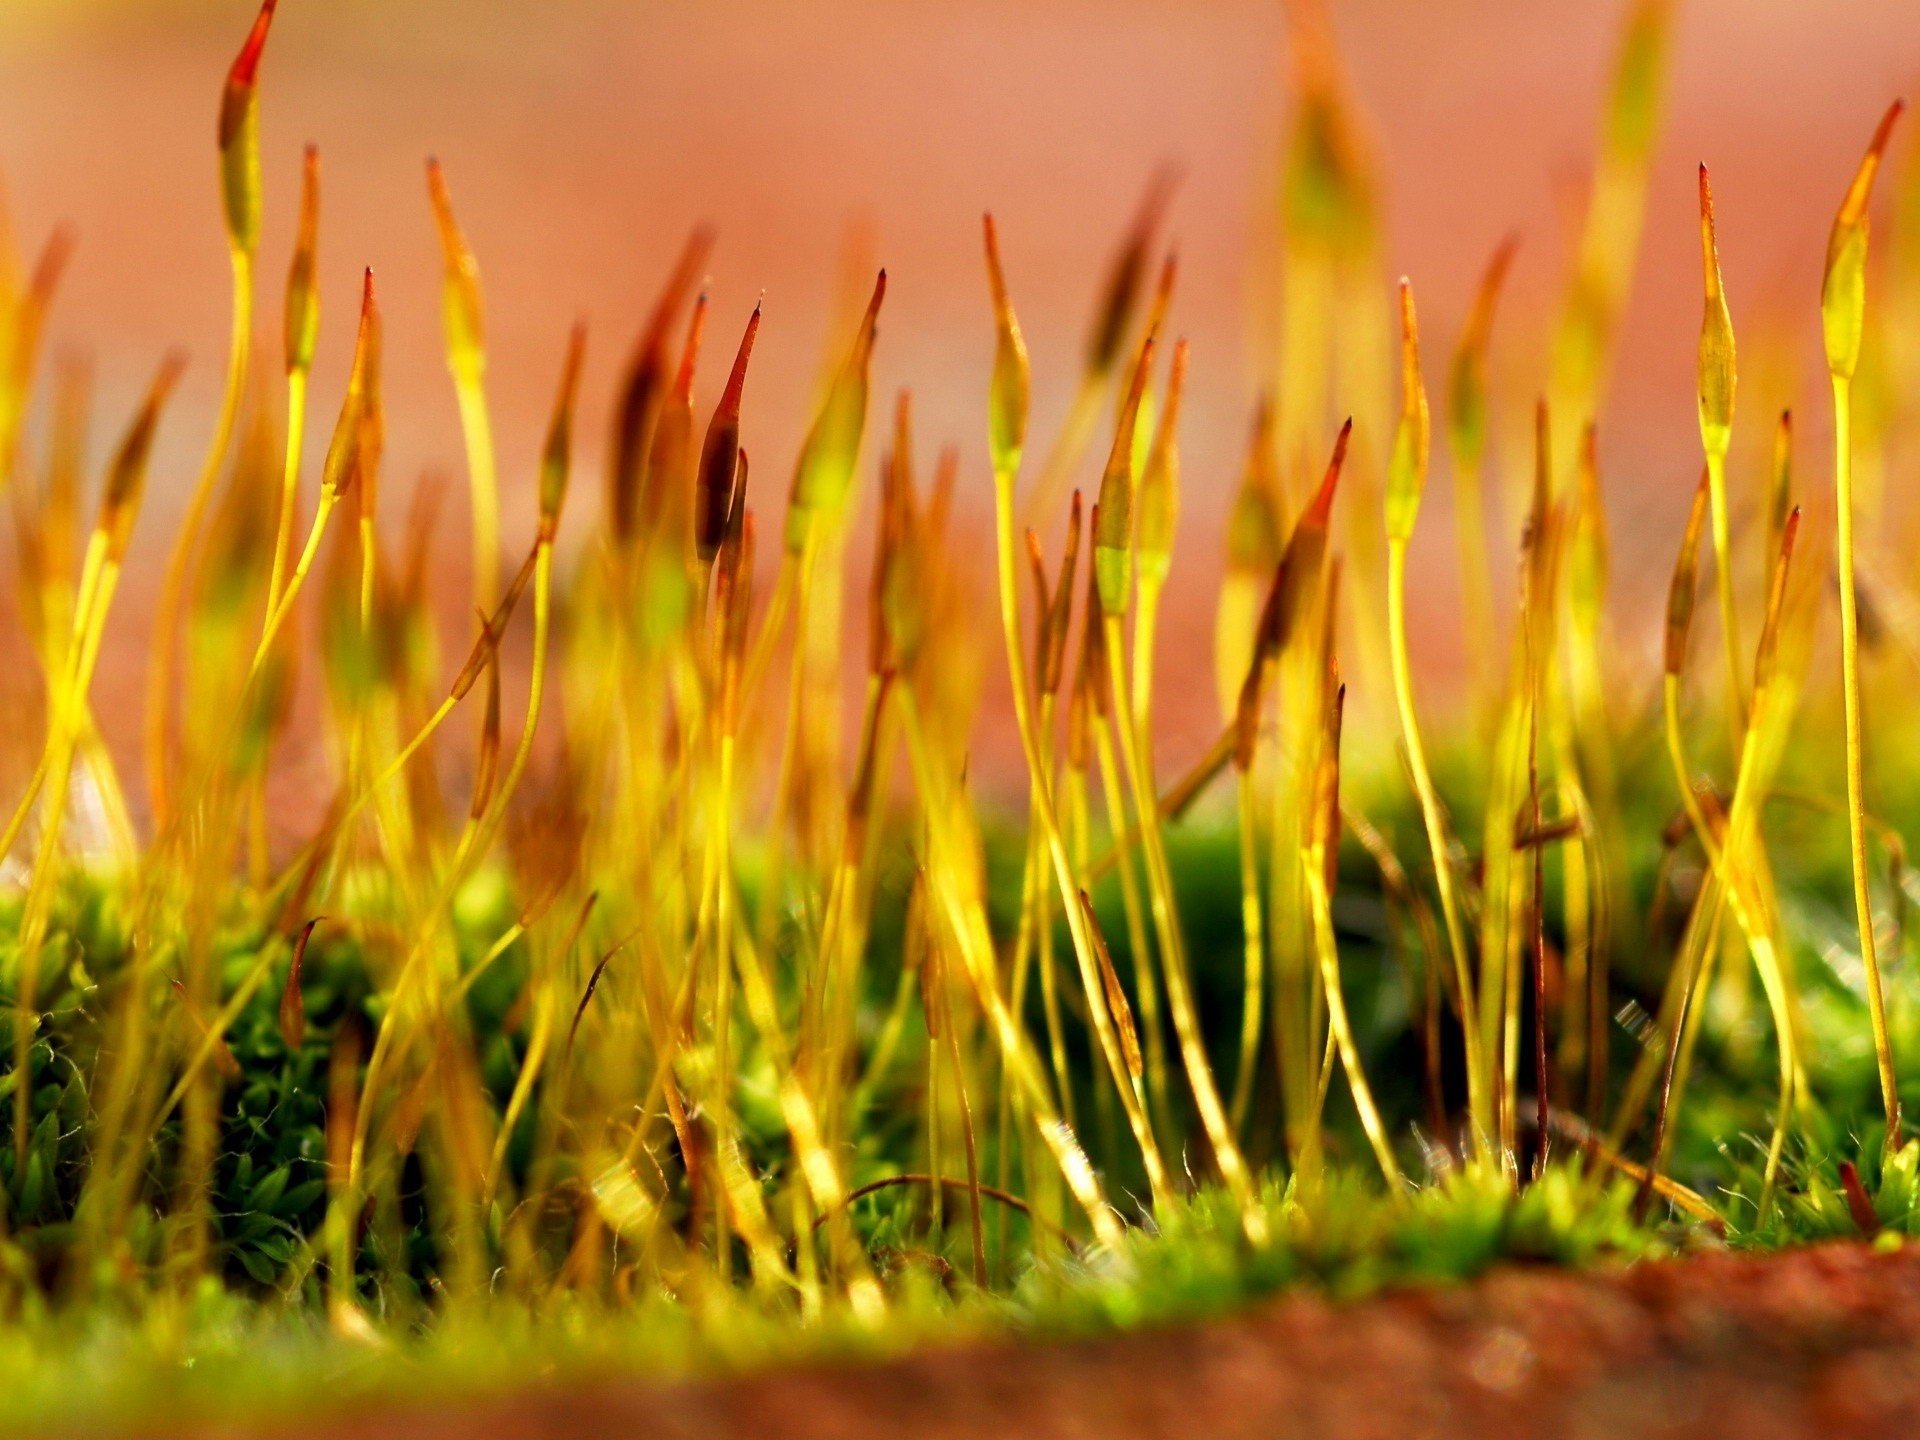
[278,918,321,1052]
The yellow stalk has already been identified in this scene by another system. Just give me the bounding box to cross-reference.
[1696,164,1745,738]
[146,250,251,822]
[1823,101,1904,1150]
[1305,686,1401,1188]
[427,158,501,613]
[1384,280,1487,1157]
[268,145,321,619]
[1228,766,1263,1133]
[895,688,1124,1252]
[147,0,278,820]
[1104,613,1258,1226]
[983,216,1169,1199]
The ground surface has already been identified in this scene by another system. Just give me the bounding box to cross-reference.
[148,1241,1920,1440]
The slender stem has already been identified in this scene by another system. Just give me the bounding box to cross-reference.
[146,247,251,824]
[895,690,1124,1253]
[1659,672,1795,1212]
[1704,447,1746,748]
[1305,861,1402,1189]
[252,491,340,674]
[1834,373,1901,1150]
[452,366,500,614]
[989,469,1168,1198]
[1228,768,1264,1133]
[1091,717,1168,1133]
[1103,614,1260,1231]
[266,367,308,618]
[710,731,738,1281]
[1131,580,1161,726]
[1387,540,1487,1157]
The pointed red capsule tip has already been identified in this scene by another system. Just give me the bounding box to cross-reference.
[716,303,762,416]
[1871,99,1906,157]
[228,0,279,92]
[1305,419,1353,526]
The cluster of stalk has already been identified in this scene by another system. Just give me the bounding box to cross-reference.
[0,0,1914,1323]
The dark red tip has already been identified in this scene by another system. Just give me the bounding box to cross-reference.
[228,0,279,93]
[1304,417,1353,528]
[716,303,761,420]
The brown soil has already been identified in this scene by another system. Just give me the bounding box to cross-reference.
[218,1242,1920,1440]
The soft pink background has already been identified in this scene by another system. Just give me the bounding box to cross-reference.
[0,0,1916,769]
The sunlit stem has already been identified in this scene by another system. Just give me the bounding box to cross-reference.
[1102,613,1261,1235]
[251,489,341,674]
[347,539,553,1192]
[1131,577,1162,726]
[1387,537,1487,1159]
[1090,716,1168,1133]
[452,362,500,613]
[1704,446,1745,746]
[894,689,1123,1251]
[707,729,740,1281]
[739,560,795,711]
[1228,768,1263,1133]
[1305,859,1403,1189]
[990,468,1169,1199]
[1659,672,1795,1213]
[1832,372,1901,1151]
[145,247,251,824]
[358,514,377,636]
[936,972,989,1288]
[490,539,555,828]
[1029,697,1073,1122]
[266,367,309,618]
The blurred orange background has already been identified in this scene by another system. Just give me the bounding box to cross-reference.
[0,0,1916,769]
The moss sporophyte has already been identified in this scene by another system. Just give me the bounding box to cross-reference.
[1,4,1919,1427]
